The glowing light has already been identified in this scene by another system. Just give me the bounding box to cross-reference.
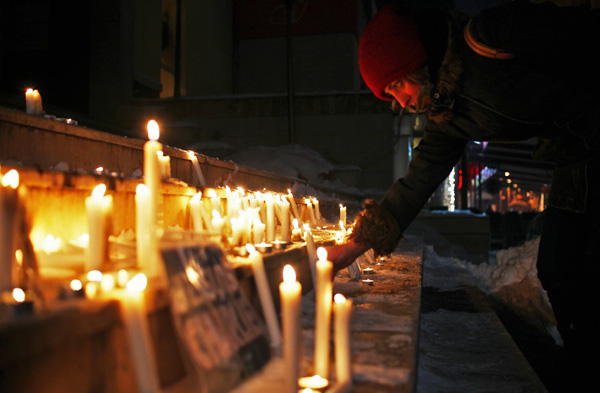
[317,247,327,261]
[91,184,107,199]
[87,270,103,282]
[334,293,346,303]
[126,273,147,292]
[1,169,19,189]
[283,264,296,283]
[12,288,26,303]
[147,120,159,141]
[70,279,83,291]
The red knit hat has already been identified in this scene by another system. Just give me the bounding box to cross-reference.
[359,2,427,101]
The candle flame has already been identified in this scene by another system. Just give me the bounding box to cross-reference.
[157,150,164,157]
[334,293,346,303]
[212,210,221,220]
[1,169,19,188]
[283,264,296,283]
[91,184,106,199]
[187,150,196,160]
[87,270,103,282]
[43,234,62,253]
[191,192,202,202]
[95,166,103,174]
[126,273,147,292]
[205,188,217,198]
[15,249,23,266]
[147,120,159,141]
[293,218,299,229]
[246,243,256,254]
[305,198,312,205]
[12,288,25,303]
[26,88,33,94]
[136,183,149,195]
[317,247,327,261]
[70,279,83,291]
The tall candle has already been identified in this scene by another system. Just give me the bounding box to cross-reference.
[247,244,282,347]
[0,170,19,293]
[211,210,224,237]
[339,204,346,228]
[312,197,321,222]
[280,264,302,393]
[135,184,151,270]
[253,218,265,245]
[315,247,333,378]
[265,193,275,243]
[280,198,291,243]
[144,120,162,277]
[292,218,302,242]
[118,273,161,393]
[334,293,353,386]
[190,193,203,231]
[156,150,171,180]
[85,184,112,272]
[187,151,207,187]
[305,230,317,286]
[305,199,317,227]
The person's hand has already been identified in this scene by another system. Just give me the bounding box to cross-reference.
[325,239,370,275]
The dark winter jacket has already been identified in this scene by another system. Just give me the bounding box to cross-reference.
[380,0,600,241]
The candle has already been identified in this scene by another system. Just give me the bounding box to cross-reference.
[292,219,302,242]
[339,204,346,228]
[118,273,161,393]
[25,88,42,115]
[280,198,291,243]
[211,210,224,237]
[156,150,171,180]
[265,193,275,243]
[305,199,317,226]
[4,287,34,316]
[230,217,243,246]
[361,279,373,286]
[247,244,282,348]
[1,169,19,293]
[85,184,112,272]
[315,247,333,378]
[312,197,321,222]
[362,267,374,275]
[334,293,353,386]
[252,217,265,245]
[280,265,302,393]
[305,230,317,286]
[187,151,207,187]
[136,184,151,270]
[298,375,329,390]
[144,120,162,278]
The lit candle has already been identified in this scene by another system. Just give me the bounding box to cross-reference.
[280,197,291,243]
[315,247,333,378]
[187,151,207,187]
[292,218,302,242]
[156,150,171,180]
[298,374,329,390]
[265,193,275,243]
[339,204,346,228]
[334,293,353,386]
[312,197,321,222]
[286,190,303,228]
[211,210,224,237]
[1,169,19,293]
[280,264,302,393]
[247,244,282,347]
[144,120,162,277]
[305,198,317,227]
[25,88,42,115]
[117,273,161,393]
[305,230,317,286]
[135,184,151,270]
[85,184,112,272]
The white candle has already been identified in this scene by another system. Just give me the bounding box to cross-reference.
[189,193,203,232]
[334,293,353,386]
[187,151,207,187]
[292,219,302,242]
[144,120,162,277]
[265,193,275,243]
[0,170,19,293]
[156,150,171,180]
[118,273,161,393]
[25,88,42,115]
[135,184,151,270]
[247,244,282,348]
[280,198,291,243]
[305,230,317,286]
[339,204,346,228]
[315,247,333,378]
[252,217,265,245]
[85,184,112,272]
[211,210,224,236]
[280,264,302,393]
[230,217,243,246]
[298,374,329,390]
[312,197,321,222]
[305,199,317,227]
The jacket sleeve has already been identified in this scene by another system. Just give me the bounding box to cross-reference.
[470,0,600,85]
[380,125,467,235]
